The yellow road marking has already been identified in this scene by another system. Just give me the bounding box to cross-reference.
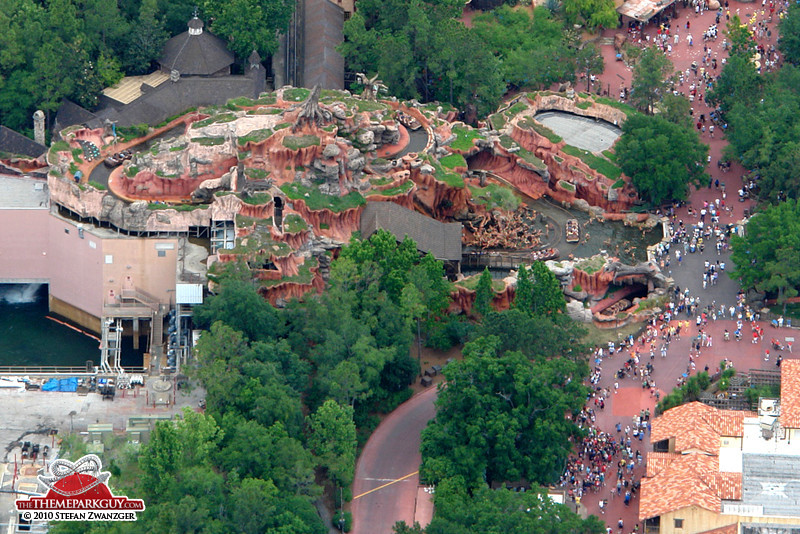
[353,471,418,500]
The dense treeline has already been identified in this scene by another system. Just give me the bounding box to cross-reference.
[339,3,605,118]
[0,0,293,137]
[50,230,452,533]
[397,264,604,534]
[708,7,800,204]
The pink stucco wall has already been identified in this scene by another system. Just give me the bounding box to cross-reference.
[0,210,50,282]
[0,209,179,322]
[47,215,104,318]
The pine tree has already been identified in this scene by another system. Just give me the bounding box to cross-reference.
[530,261,565,315]
[514,265,533,315]
[473,268,494,318]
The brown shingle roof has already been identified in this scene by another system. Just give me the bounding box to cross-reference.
[159,19,234,76]
[639,453,742,520]
[650,402,752,455]
[302,0,345,89]
[360,201,462,261]
[0,126,46,158]
[781,359,800,428]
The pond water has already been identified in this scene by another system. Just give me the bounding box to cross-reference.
[527,197,661,265]
[88,125,186,188]
[0,284,146,367]
[534,111,621,153]
[395,129,429,158]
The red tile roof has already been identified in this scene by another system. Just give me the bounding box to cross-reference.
[781,359,800,428]
[650,402,752,454]
[639,453,742,520]
[697,525,738,534]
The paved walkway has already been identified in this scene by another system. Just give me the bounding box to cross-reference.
[563,1,787,530]
[350,388,437,534]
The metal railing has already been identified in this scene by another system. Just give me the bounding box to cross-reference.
[0,366,147,376]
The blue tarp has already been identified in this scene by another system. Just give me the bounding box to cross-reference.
[41,377,78,392]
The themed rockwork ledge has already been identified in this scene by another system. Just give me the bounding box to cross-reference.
[46,87,669,318]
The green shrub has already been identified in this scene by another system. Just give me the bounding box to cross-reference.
[282,135,320,150]
[559,180,575,191]
[283,87,310,101]
[504,102,527,117]
[440,153,467,169]
[745,384,780,406]
[69,162,79,175]
[572,284,583,292]
[451,126,481,150]
[469,183,519,211]
[521,119,563,143]
[280,183,365,212]
[88,181,107,190]
[238,128,273,145]
[126,166,139,177]
[282,213,307,233]
[51,141,70,152]
[192,137,226,146]
[562,145,622,180]
[117,124,149,140]
[71,148,83,158]
[241,192,272,205]
[333,510,352,531]
[244,168,269,180]
[378,180,414,196]
[576,101,592,110]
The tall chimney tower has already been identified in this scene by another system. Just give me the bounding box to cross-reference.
[33,110,45,146]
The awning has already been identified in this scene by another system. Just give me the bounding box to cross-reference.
[617,0,675,22]
[175,284,203,305]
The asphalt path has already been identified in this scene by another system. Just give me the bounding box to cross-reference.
[350,387,436,534]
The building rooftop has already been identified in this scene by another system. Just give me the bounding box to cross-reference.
[159,17,234,76]
[102,71,171,105]
[0,126,47,159]
[0,175,49,209]
[617,0,675,22]
[650,401,752,455]
[781,359,800,428]
[303,0,345,89]
[639,452,742,520]
[360,201,463,262]
[698,525,738,534]
[740,453,800,516]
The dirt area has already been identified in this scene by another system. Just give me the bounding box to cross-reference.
[409,345,463,395]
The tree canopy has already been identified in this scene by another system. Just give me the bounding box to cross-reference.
[395,476,604,534]
[731,199,800,310]
[420,335,589,488]
[629,45,674,115]
[616,113,708,206]
[340,3,607,117]
[0,0,287,137]
[778,2,800,66]
[563,0,619,31]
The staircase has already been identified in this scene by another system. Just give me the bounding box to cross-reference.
[102,287,166,370]
[99,319,122,374]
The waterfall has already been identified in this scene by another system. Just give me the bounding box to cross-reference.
[0,283,44,304]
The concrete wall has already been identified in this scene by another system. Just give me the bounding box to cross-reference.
[102,237,178,307]
[0,209,50,282]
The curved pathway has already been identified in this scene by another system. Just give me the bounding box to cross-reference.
[350,387,437,534]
